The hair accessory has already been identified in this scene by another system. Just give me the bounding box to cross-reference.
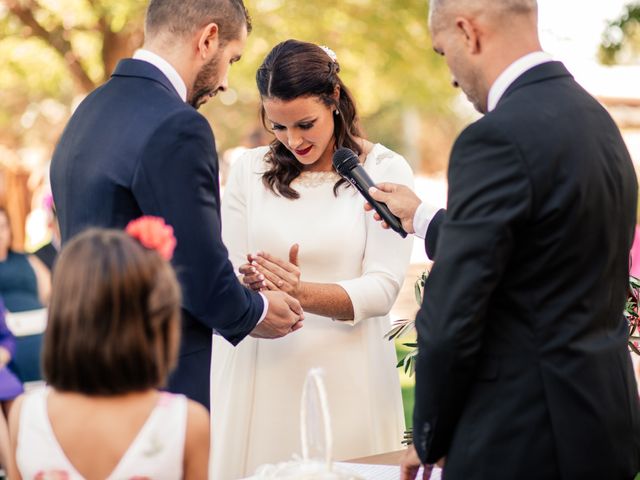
[125,216,177,261]
[319,45,337,63]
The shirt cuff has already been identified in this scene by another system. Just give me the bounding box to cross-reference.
[413,202,439,239]
[256,292,269,325]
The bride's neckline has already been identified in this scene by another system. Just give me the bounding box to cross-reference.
[300,143,381,174]
[292,144,382,187]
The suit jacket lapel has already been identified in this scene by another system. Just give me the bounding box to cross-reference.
[112,59,182,99]
[497,61,573,109]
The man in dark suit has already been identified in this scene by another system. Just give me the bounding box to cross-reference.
[50,0,303,409]
[369,0,640,478]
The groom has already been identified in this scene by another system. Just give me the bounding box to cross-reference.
[368,0,640,478]
[50,0,303,409]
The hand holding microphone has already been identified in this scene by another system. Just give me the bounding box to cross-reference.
[367,183,423,235]
[332,147,413,237]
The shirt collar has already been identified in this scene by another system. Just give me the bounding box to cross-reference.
[487,51,553,112]
[132,49,188,102]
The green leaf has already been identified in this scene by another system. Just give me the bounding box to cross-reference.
[414,281,422,306]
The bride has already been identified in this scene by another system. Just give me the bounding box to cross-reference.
[211,39,414,479]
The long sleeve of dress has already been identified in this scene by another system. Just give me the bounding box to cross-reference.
[221,149,263,271]
[336,152,415,324]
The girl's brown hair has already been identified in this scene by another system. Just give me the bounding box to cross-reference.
[43,228,181,395]
[256,39,363,199]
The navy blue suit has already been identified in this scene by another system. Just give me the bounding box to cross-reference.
[50,59,264,408]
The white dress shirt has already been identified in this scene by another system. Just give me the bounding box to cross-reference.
[133,49,187,102]
[412,51,554,242]
[132,49,270,327]
[487,51,553,112]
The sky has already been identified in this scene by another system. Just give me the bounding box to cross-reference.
[537,0,630,66]
[537,0,639,99]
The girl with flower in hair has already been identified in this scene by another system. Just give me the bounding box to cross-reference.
[211,39,415,477]
[7,218,209,480]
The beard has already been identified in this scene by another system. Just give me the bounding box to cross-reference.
[189,53,223,109]
[454,67,486,114]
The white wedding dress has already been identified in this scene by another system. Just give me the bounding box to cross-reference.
[211,144,413,479]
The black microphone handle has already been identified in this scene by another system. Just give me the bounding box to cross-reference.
[347,166,408,238]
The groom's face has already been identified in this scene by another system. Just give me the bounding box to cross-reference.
[189,25,248,109]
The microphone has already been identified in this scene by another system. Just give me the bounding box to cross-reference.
[332,148,407,238]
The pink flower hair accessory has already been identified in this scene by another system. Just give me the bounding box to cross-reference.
[125,216,177,261]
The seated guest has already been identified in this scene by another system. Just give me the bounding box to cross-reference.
[0,296,23,472]
[7,220,209,479]
[0,207,50,383]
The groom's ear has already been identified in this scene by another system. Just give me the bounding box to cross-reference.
[196,22,220,61]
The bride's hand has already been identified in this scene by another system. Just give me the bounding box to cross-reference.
[239,254,267,291]
[251,244,301,297]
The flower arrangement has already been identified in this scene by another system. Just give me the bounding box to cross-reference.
[125,216,177,261]
[626,276,640,354]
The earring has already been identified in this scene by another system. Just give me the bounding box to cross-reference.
[334,109,340,116]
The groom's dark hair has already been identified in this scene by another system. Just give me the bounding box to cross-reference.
[145,0,252,44]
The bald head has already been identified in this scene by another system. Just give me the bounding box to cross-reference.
[427,0,542,113]
[429,0,537,32]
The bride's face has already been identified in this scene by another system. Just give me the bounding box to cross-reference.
[262,96,336,171]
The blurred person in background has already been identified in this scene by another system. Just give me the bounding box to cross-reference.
[0,207,50,384]
[0,296,23,473]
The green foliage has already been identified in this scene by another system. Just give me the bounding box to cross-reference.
[386,269,429,377]
[599,1,640,65]
[0,0,458,168]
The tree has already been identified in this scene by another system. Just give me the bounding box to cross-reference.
[599,1,640,65]
[1,0,458,159]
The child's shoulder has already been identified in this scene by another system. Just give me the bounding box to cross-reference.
[185,398,209,432]
[158,392,208,432]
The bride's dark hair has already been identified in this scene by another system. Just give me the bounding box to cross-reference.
[256,39,363,199]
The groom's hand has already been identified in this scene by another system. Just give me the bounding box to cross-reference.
[365,183,421,234]
[250,291,304,339]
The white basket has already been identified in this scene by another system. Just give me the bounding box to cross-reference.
[248,369,364,480]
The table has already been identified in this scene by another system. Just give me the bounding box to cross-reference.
[345,449,405,465]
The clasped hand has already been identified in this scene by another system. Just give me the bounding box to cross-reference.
[239,244,302,297]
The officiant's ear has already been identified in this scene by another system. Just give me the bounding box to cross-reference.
[455,17,481,55]
[197,22,221,61]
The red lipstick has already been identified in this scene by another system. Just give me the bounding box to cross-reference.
[294,145,313,156]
